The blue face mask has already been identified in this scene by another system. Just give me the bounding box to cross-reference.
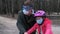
[36,18,43,24]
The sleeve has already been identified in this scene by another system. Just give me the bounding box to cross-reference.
[17,11,23,24]
[16,11,26,32]
[27,23,37,34]
[45,20,53,34]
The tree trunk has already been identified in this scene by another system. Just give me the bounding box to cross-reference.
[11,0,14,17]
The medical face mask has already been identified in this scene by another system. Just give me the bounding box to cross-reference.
[23,9,29,14]
[36,18,43,24]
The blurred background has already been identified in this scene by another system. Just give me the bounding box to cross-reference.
[0,0,60,17]
[0,0,60,34]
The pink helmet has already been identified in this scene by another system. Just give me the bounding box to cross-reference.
[34,10,46,17]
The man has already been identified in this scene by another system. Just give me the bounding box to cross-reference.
[16,1,36,34]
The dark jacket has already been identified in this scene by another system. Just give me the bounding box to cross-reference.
[16,10,36,34]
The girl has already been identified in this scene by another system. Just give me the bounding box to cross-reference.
[24,10,53,34]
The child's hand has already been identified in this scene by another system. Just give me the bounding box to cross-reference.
[24,32,28,34]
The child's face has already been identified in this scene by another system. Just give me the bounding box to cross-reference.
[36,17,42,20]
[36,17,43,24]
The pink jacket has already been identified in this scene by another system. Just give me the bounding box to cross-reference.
[27,18,53,34]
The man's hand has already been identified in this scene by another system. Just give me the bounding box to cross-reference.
[24,32,28,34]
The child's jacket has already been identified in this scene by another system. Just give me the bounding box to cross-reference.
[27,18,53,34]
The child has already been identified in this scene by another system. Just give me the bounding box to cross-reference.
[24,10,53,34]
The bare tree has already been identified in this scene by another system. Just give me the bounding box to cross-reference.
[57,0,59,15]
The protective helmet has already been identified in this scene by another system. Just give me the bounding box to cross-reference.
[34,10,46,17]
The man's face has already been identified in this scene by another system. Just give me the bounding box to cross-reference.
[25,9,32,16]
[23,5,33,16]
[28,9,32,15]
